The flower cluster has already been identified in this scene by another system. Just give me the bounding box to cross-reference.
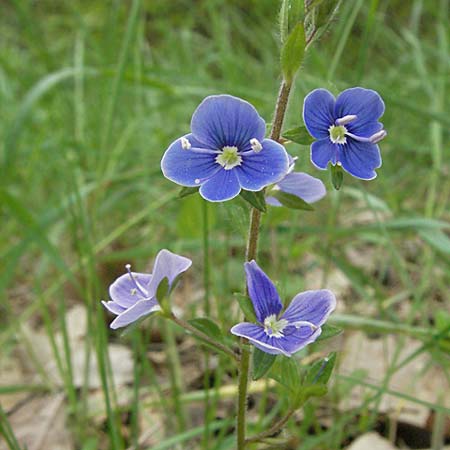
[103,87,386,357]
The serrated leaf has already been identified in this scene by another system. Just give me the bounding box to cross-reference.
[179,186,199,198]
[280,22,306,83]
[316,324,342,341]
[234,293,257,322]
[253,348,277,380]
[239,189,267,212]
[271,190,314,211]
[330,164,343,190]
[305,352,336,385]
[282,126,314,145]
[188,317,225,343]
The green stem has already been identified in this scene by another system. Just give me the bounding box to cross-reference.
[236,77,293,450]
[169,314,240,361]
[162,320,186,431]
[246,408,295,444]
[201,199,212,449]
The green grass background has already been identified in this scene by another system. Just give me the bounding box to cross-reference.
[0,0,449,449]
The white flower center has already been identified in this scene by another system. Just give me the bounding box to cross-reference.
[264,314,289,338]
[215,146,242,170]
[329,125,347,144]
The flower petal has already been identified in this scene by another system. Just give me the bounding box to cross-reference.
[230,322,322,356]
[191,95,266,149]
[146,249,192,299]
[267,172,326,206]
[102,300,126,315]
[110,299,160,329]
[281,289,336,327]
[109,272,152,308]
[303,89,336,139]
[335,87,385,137]
[230,323,291,356]
[235,139,289,191]
[310,138,337,169]
[275,325,322,355]
[245,261,283,323]
[199,168,241,202]
[161,133,218,187]
[340,139,381,180]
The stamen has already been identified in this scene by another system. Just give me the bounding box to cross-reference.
[335,114,357,126]
[250,138,262,153]
[125,264,148,297]
[180,137,191,150]
[345,129,387,144]
[291,320,318,330]
[369,129,387,143]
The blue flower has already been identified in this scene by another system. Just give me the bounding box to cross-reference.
[231,261,336,357]
[266,155,326,206]
[161,95,289,202]
[102,249,192,329]
[303,87,387,180]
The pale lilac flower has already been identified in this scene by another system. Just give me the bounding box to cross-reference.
[303,87,386,180]
[231,261,336,356]
[102,249,191,329]
[266,155,326,206]
[161,95,289,202]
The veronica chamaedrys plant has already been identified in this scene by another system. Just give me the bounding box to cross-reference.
[161,95,289,202]
[102,249,191,329]
[266,155,326,207]
[303,87,387,180]
[231,261,336,356]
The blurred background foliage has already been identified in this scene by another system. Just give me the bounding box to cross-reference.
[0,0,449,449]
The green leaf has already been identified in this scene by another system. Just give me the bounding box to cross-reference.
[298,384,328,403]
[234,293,257,322]
[419,229,450,255]
[280,22,306,83]
[330,164,343,190]
[179,186,199,198]
[270,190,314,211]
[269,357,301,393]
[239,189,267,212]
[156,277,170,303]
[188,317,225,343]
[316,324,342,341]
[305,352,336,385]
[282,126,314,145]
[252,348,277,380]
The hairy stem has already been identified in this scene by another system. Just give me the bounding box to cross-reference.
[236,77,293,450]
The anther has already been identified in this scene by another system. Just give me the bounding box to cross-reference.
[250,138,262,153]
[335,115,357,126]
[194,178,200,184]
[292,320,318,330]
[369,130,387,143]
[125,264,148,297]
[180,137,191,150]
